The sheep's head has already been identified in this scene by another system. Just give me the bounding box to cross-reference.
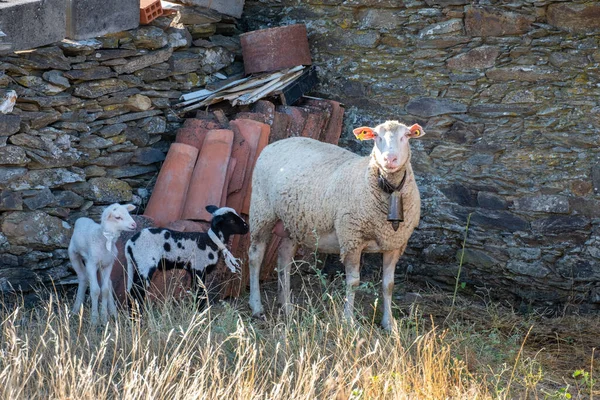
[206,205,249,236]
[101,203,137,232]
[353,121,425,173]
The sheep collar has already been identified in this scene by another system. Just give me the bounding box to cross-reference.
[102,231,118,252]
[377,169,407,194]
[377,170,408,232]
[207,229,241,274]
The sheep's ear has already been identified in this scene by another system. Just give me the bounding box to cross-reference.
[205,205,219,214]
[125,204,136,212]
[407,124,425,139]
[353,126,377,141]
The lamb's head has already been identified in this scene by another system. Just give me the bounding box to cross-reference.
[353,120,425,173]
[206,205,249,237]
[101,203,137,233]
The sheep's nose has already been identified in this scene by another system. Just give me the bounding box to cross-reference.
[131,222,137,229]
[383,153,399,169]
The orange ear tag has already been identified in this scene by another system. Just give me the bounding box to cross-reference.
[354,129,376,141]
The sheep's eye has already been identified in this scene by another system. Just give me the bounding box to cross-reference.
[115,216,122,220]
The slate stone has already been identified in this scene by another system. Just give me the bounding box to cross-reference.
[547,3,600,33]
[0,146,29,166]
[447,46,499,70]
[506,261,550,278]
[59,38,103,56]
[0,167,28,190]
[8,168,85,191]
[79,135,114,149]
[42,70,71,89]
[125,126,150,147]
[169,51,200,74]
[133,27,169,50]
[441,183,477,207]
[64,67,117,81]
[14,76,65,95]
[0,190,23,211]
[531,216,590,234]
[477,192,508,210]
[514,195,570,214]
[592,164,600,194]
[459,249,500,269]
[465,6,534,37]
[486,66,566,82]
[469,104,534,118]
[23,188,55,210]
[113,47,174,75]
[107,165,157,178]
[73,78,129,99]
[418,19,463,38]
[132,148,166,165]
[138,116,167,134]
[90,152,133,167]
[469,210,530,232]
[87,177,133,203]
[90,49,139,61]
[52,190,84,208]
[1,211,71,250]
[98,123,128,138]
[405,97,467,117]
[16,47,71,71]
[0,114,21,137]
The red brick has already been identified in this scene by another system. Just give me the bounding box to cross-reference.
[144,143,199,227]
[234,112,271,125]
[182,129,234,221]
[300,110,328,140]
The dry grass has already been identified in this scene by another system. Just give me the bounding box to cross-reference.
[0,271,598,400]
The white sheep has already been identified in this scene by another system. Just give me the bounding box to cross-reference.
[248,120,425,330]
[69,203,137,324]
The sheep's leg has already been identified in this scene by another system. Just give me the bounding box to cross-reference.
[381,249,401,331]
[277,238,297,316]
[248,240,268,316]
[69,249,88,315]
[86,261,101,325]
[342,249,362,323]
[100,265,113,324]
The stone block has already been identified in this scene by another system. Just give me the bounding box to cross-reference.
[66,0,140,40]
[0,0,66,51]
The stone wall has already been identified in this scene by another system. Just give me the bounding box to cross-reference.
[0,9,241,302]
[242,0,600,311]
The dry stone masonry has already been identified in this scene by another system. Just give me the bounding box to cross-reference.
[242,0,600,312]
[0,7,241,301]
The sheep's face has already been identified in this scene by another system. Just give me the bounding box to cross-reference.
[103,203,137,232]
[206,205,249,236]
[353,121,425,173]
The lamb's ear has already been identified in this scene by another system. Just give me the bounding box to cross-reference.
[125,204,136,212]
[353,126,377,141]
[205,205,219,214]
[407,124,425,139]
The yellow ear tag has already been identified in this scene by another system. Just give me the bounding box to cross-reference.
[355,129,376,141]
[414,129,420,136]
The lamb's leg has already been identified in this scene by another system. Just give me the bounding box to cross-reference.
[381,249,401,331]
[248,240,267,316]
[100,265,113,324]
[69,248,88,315]
[86,260,101,325]
[277,238,298,316]
[341,249,362,323]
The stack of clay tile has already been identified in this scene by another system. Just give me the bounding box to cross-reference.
[141,96,344,298]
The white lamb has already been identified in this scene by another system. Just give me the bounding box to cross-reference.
[248,120,425,330]
[68,203,137,324]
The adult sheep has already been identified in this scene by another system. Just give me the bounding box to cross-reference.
[248,120,425,330]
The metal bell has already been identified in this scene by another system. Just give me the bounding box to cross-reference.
[387,192,404,231]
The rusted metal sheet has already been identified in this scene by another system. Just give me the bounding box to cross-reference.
[240,24,311,75]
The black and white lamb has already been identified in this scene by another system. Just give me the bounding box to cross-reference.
[126,205,249,304]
